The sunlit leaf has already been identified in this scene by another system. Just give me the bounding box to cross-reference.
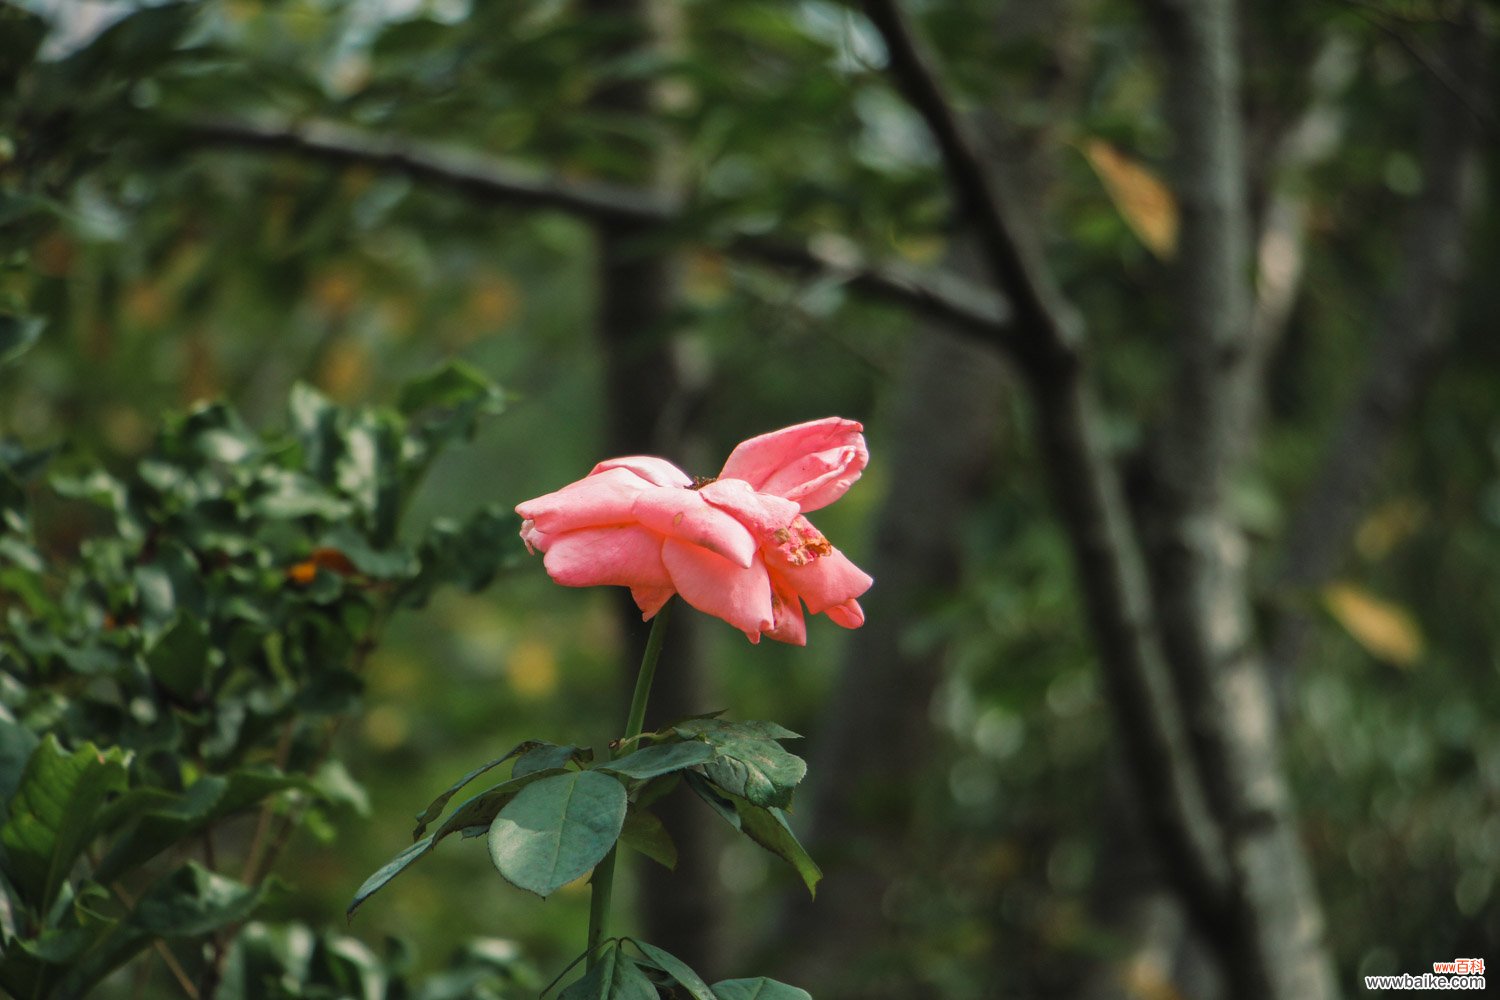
[1081,138,1178,258]
[1322,583,1423,667]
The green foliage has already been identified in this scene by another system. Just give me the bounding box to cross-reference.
[0,364,510,996]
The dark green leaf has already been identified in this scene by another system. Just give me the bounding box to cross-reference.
[675,721,806,808]
[0,719,40,820]
[711,978,814,1000]
[618,808,676,870]
[96,769,309,883]
[487,771,627,898]
[726,792,821,898]
[630,940,716,1000]
[131,863,262,936]
[514,743,585,778]
[412,742,532,839]
[348,834,434,918]
[0,735,128,909]
[400,504,514,608]
[601,740,714,781]
[145,614,210,699]
[397,359,504,418]
[673,719,800,742]
[685,775,820,897]
[558,942,658,1000]
[352,768,563,916]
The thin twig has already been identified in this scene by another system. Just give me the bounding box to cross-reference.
[181,117,1014,344]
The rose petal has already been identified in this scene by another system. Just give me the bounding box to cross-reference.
[632,486,757,568]
[539,525,670,589]
[661,539,774,641]
[631,585,676,620]
[516,467,648,533]
[519,519,549,554]
[763,582,807,646]
[590,456,694,488]
[771,546,873,614]
[825,598,864,629]
[718,417,867,512]
[697,478,800,540]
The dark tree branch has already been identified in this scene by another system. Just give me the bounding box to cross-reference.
[182,117,1014,345]
[1268,12,1486,682]
[859,0,1083,375]
[857,0,1233,926]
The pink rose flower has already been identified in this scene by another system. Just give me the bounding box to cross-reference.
[516,418,873,644]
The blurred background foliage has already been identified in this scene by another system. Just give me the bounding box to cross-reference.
[0,0,1497,997]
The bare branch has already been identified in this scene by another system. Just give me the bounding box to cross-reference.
[859,0,1083,374]
[182,117,1013,346]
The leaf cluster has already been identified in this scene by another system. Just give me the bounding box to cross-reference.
[0,362,508,997]
[352,715,820,921]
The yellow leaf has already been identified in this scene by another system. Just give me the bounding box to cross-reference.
[1322,583,1423,667]
[1082,138,1178,259]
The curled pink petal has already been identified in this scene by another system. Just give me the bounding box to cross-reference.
[591,456,693,488]
[825,599,864,629]
[632,487,756,568]
[763,581,807,646]
[697,478,800,540]
[519,519,547,554]
[661,539,774,641]
[764,515,873,614]
[772,547,873,614]
[631,585,676,621]
[540,525,670,589]
[516,467,647,534]
[718,417,867,512]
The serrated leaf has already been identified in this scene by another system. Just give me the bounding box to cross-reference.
[686,776,820,897]
[0,735,129,909]
[487,771,627,898]
[601,740,713,781]
[712,978,814,1000]
[514,743,586,779]
[630,940,716,1000]
[351,768,564,916]
[618,808,676,870]
[673,718,799,742]
[672,721,805,808]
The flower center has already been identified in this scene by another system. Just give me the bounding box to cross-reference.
[773,520,833,567]
[689,475,717,490]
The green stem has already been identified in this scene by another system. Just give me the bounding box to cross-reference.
[586,599,674,969]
